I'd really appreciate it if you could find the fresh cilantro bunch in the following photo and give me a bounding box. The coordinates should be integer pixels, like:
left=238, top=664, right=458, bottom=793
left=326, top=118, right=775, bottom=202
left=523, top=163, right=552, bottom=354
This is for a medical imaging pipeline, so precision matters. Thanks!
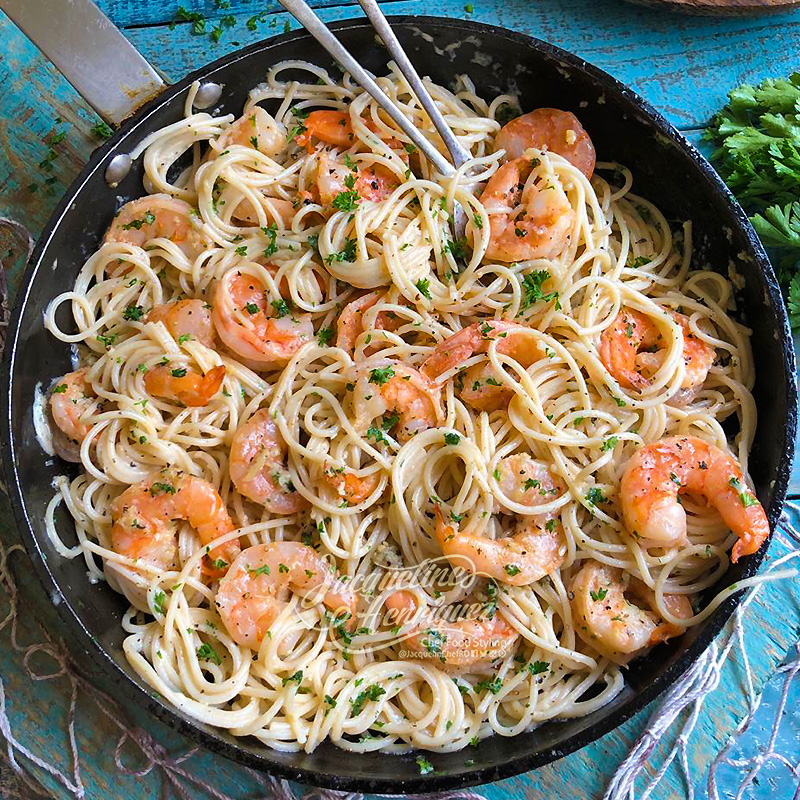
left=706, top=72, right=800, bottom=326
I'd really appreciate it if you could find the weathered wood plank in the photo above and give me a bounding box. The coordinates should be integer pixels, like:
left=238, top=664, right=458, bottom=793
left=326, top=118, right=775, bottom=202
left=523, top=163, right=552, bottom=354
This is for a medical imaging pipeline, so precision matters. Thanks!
left=0, top=11, right=101, bottom=292
left=107, top=0, right=800, bottom=130
left=99, top=0, right=385, bottom=29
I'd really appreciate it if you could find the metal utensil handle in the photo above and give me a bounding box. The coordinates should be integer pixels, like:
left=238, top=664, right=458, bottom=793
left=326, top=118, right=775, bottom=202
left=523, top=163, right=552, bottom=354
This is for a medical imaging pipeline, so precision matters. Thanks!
left=278, top=0, right=454, bottom=176
left=0, top=0, right=165, bottom=126
left=356, top=0, right=472, bottom=169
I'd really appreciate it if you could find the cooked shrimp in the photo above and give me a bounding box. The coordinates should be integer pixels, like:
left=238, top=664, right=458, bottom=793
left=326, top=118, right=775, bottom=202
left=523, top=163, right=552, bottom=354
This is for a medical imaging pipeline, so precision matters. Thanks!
left=322, top=465, right=381, bottom=506
left=495, top=453, right=564, bottom=511
left=111, top=470, right=239, bottom=583
left=104, top=194, right=208, bottom=259
left=336, top=291, right=382, bottom=352
left=144, top=364, right=226, bottom=407
left=231, top=196, right=295, bottom=229
left=480, top=155, right=574, bottom=263
left=146, top=299, right=214, bottom=348
left=296, top=110, right=354, bottom=150
left=600, top=309, right=715, bottom=395
left=435, top=454, right=565, bottom=585
left=495, top=108, right=596, bottom=178
left=421, top=320, right=539, bottom=411
left=212, top=269, right=313, bottom=369
left=218, top=107, right=284, bottom=156
left=620, top=435, right=769, bottom=562
left=352, top=362, right=442, bottom=443
left=571, top=562, right=693, bottom=665
left=385, top=590, right=518, bottom=672
left=335, top=291, right=401, bottom=353
left=317, top=152, right=400, bottom=206
left=49, top=368, right=96, bottom=444
left=229, top=408, right=308, bottom=514
left=216, top=542, right=357, bottom=648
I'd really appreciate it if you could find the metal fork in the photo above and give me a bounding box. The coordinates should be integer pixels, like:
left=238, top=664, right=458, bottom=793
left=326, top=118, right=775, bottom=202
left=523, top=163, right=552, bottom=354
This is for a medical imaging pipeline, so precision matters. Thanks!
left=355, top=0, right=471, bottom=239
left=277, top=0, right=470, bottom=241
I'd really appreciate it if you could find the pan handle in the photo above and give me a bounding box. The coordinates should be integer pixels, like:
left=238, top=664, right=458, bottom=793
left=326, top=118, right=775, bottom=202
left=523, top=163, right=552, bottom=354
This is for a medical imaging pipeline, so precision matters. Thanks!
left=0, top=0, right=165, bottom=126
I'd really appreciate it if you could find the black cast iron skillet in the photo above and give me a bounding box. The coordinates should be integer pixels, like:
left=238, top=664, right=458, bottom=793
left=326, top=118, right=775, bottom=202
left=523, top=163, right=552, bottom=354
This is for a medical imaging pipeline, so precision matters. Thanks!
left=1, top=15, right=796, bottom=794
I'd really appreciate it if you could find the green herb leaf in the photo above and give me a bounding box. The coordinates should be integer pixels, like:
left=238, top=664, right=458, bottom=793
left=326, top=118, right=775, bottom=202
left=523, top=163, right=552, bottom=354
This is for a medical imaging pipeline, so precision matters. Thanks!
left=475, top=676, right=503, bottom=695
left=350, top=684, right=386, bottom=715
left=519, top=270, right=559, bottom=312
left=707, top=73, right=800, bottom=326
left=367, top=426, right=390, bottom=445
left=585, top=487, right=608, bottom=506
left=325, top=237, right=357, bottom=265
left=415, top=277, right=432, bottom=299
left=196, top=643, right=222, bottom=665
left=91, top=121, right=114, bottom=139
left=332, top=189, right=360, bottom=212
left=149, top=481, right=176, bottom=496
left=271, top=298, right=291, bottom=318
left=282, top=670, right=303, bottom=686
left=369, top=366, right=395, bottom=386
left=729, top=476, right=760, bottom=508
left=416, top=756, right=434, bottom=775
left=601, top=436, right=619, bottom=452
left=443, top=237, right=469, bottom=261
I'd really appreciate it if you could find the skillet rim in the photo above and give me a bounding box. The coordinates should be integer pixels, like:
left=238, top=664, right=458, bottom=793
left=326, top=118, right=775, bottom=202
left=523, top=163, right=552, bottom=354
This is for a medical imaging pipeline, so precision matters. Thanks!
left=1, top=15, right=796, bottom=792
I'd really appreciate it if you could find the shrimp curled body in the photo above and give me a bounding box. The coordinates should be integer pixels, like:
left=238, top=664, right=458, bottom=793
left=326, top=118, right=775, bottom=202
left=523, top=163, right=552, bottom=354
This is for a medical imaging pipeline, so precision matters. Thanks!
left=229, top=408, right=308, bottom=514
left=480, top=155, right=574, bottom=263
left=620, top=435, right=769, bottom=562
left=600, top=309, right=715, bottom=397
left=105, top=194, right=209, bottom=260
left=216, top=543, right=357, bottom=648
left=144, top=365, right=226, bottom=407
left=109, top=471, right=239, bottom=609
left=422, top=320, right=539, bottom=411
left=50, top=368, right=96, bottom=445
left=146, top=299, right=215, bottom=348
left=571, top=562, right=693, bottom=665
left=436, top=455, right=565, bottom=586
left=352, top=361, right=443, bottom=443
left=495, top=108, right=596, bottom=178
left=213, top=270, right=313, bottom=369
left=385, top=590, right=518, bottom=673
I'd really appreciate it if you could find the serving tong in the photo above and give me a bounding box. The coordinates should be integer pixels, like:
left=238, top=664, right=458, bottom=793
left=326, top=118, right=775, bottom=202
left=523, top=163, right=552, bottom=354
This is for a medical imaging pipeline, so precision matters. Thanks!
left=278, top=0, right=472, bottom=240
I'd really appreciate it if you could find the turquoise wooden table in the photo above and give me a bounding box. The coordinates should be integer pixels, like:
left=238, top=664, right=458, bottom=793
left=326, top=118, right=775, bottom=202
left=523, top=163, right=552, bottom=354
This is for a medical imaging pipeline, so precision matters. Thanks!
left=1, top=1, right=800, bottom=798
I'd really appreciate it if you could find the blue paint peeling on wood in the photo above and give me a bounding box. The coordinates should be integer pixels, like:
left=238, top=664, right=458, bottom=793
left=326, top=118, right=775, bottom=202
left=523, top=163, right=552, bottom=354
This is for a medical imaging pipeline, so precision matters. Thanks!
left=1, top=2, right=799, bottom=798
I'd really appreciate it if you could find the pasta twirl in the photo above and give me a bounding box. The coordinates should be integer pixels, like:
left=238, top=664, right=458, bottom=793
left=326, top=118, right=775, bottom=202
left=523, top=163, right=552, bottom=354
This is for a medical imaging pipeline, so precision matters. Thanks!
left=41, top=61, right=761, bottom=755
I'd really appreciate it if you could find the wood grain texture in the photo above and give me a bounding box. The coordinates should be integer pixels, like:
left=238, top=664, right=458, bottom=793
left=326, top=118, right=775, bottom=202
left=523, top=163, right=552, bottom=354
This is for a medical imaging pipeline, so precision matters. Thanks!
left=624, top=0, right=800, bottom=16
left=0, top=3, right=799, bottom=798
left=104, top=0, right=800, bottom=130
left=106, top=0, right=371, bottom=28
